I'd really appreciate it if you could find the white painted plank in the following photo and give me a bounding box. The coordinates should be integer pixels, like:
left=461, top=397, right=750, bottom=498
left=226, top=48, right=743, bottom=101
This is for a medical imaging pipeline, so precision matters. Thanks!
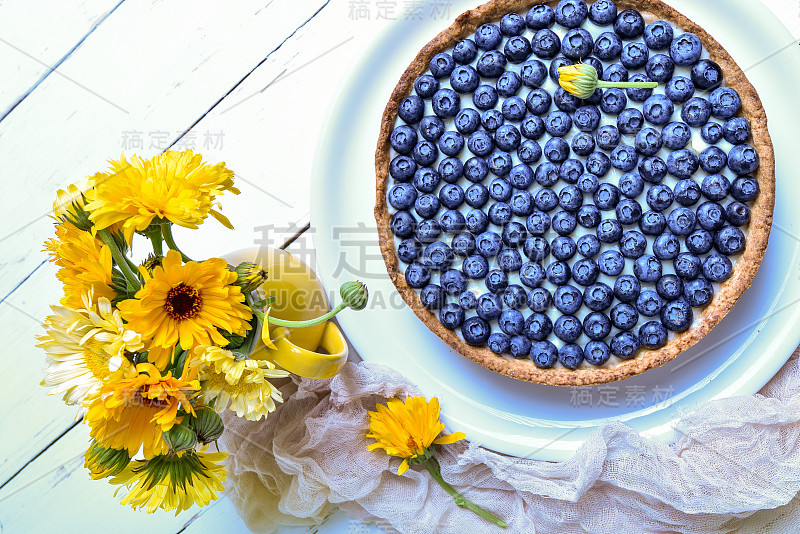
left=0, top=0, right=122, bottom=117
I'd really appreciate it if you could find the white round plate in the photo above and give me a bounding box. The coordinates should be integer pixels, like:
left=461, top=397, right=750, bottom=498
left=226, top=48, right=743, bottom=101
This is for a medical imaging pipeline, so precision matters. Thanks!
left=311, top=0, right=800, bottom=460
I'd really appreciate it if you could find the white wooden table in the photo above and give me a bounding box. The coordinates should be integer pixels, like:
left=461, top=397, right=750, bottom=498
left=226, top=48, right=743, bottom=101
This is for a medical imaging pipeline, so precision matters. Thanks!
left=0, top=1, right=797, bottom=532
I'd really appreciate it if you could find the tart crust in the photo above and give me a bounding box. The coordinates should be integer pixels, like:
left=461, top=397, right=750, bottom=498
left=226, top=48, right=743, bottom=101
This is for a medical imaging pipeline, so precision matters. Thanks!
left=374, top=0, right=775, bottom=386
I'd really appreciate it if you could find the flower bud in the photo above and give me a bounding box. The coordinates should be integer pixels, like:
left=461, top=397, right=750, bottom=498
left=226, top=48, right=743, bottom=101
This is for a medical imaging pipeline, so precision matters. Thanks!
left=558, top=63, right=599, bottom=99
left=191, top=407, right=224, bottom=444
left=53, top=183, right=92, bottom=231
left=164, top=422, right=198, bottom=453
left=234, top=262, right=268, bottom=293
left=84, top=440, right=131, bottom=479
left=340, top=281, right=368, bottom=311
left=141, top=253, right=164, bottom=274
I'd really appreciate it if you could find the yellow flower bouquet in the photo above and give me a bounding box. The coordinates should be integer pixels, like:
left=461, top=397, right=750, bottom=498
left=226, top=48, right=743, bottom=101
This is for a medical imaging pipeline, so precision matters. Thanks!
left=36, top=150, right=367, bottom=514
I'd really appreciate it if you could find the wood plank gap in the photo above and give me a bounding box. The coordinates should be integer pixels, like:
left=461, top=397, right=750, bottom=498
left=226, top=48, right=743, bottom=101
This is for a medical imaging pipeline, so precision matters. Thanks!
left=0, top=418, right=81, bottom=490
left=0, top=259, right=46, bottom=305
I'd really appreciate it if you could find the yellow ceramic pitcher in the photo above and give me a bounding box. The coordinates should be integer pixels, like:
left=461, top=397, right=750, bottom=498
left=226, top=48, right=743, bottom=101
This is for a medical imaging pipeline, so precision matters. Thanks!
left=225, top=247, right=348, bottom=379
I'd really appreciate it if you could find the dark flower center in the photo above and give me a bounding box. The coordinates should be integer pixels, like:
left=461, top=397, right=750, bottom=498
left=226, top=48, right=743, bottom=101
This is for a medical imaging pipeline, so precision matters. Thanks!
left=165, top=283, right=202, bottom=321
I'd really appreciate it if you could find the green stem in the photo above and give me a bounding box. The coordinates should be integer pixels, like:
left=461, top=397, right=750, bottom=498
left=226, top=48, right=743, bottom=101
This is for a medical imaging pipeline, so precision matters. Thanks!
left=266, top=302, right=347, bottom=328
left=146, top=227, right=164, bottom=255
left=423, top=457, right=507, bottom=528
left=161, top=223, right=192, bottom=262
left=596, top=80, right=658, bottom=89
left=98, top=229, right=141, bottom=291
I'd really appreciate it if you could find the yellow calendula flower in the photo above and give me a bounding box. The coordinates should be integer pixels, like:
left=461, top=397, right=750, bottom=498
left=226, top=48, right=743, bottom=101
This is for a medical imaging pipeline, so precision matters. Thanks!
left=117, top=250, right=252, bottom=369
left=44, top=221, right=115, bottom=309
left=194, top=345, right=288, bottom=421
left=84, top=150, right=239, bottom=244
left=52, top=177, right=94, bottom=231
left=366, top=396, right=465, bottom=475
left=110, top=450, right=228, bottom=514
left=84, top=362, right=199, bottom=458
left=36, top=290, right=141, bottom=405
left=84, top=440, right=131, bottom=480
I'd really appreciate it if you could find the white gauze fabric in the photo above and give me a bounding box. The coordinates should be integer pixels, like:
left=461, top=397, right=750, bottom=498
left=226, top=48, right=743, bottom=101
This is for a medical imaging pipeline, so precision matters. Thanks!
left=221, top=346, right=800, bottom=533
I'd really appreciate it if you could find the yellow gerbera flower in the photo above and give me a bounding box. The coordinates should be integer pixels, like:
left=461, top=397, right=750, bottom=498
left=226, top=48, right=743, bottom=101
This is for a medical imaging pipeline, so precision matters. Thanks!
left=44, top=221, right=115, bottom=309
left=366, top=396, right=465, bottom=475
left=84, top=362, right=199, bottom=458
left=111, top=450, right=228, bottom=514
left=36, top=290, right=141, bottom=405
left=117, top=250, right=252, bottom=368
left=84, top=150, right=239, bottom=244
left=194, top=346, right=288, bottom=421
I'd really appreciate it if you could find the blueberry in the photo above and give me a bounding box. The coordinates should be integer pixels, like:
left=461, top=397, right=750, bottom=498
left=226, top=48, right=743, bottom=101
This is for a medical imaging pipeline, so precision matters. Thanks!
left=455, top=108, right=481, bottom=134
left=390, top=125, right=417, bottom=154
left=714, top=225, right=746, bottom=255
left=621, top=42, right=649, bottom=70
left=583, top=312, right=611, bottom=341
left=414, top=75, right=439, bottom=98
left=451, top=232, right=476, bottom=257
left=398, top=95, right=424, bottom=124
left=525, top=210, right=552, bottom=236
left=488, top=332, right=510, bottom=354
left=439, top=210, right=466, bottom=234
left=390, top=211, right=417, bottom=238
left=667, top=149, right=700, bottom=179
left=462, top=317, right=491, bottom=345
left=413, top=167, right=440, bottom=193
left=559, top=344, right=585, bottom=369
left=610, top=144, right=639, bottom=172
left=554, top=285, right=583, bottom=315
left=710, top=87, right=741, bottom=119
left=551, top=236, right=578, bottom=261
left=475, top=23, right=503, bottom=50
left=572, top=133, right=596, bottom=157
left=698, top=147, right=727, bottom=175
left=417, top=117, right=444, bottom=143
left=577, top=172, right=600, bottom=194
left=518, top=140, right=543, bottom=164
left=552, top=210, right=578, bottom=235
left=500, top=98, right=526, bottom=123
left=388, top=183, right=417, bottom=211
left=573, top=105, right=601, bottom=132
left=584, top=283, right=614, bottom=311
left=653, top=232, right=681, bottom=260
left=674, top=179, right=701, bottom=207
left=415, top=219, right=442, bottom=244
left=453, top=39, right=479, bottom=64
left=619, top=230, right=647, bottom=258
left=414, top=196, right=440, bottom=223
left=577, top=234, right=602, bottom=258
left=501, top=35, right=531, bottom=64
left=405, top=263, right=430, bottom=288
left=496, top=71, right=522, bottom=98
left=577, top=204, right=601, bottom=228
left=544, top=111, right=573, bottom=138
left=438, top=269, right=467, bottom=296
left=660, top=298, right=693, bottom=331
left=481, top=109, right=504, bottom=130
left=432, top=88, right=461, bottom=118
left=527, top=287, right=552, bottom=312
left=603, top=63, right=629, bottom=83
left=524, top=236, right=550, bottom=262
left=504, top=284, right=527, bottom=309
left=681, top=97, right=712, bottom=127
left=554, top=315, right=583, bottom=343
left=440, top=303, right=465, bottom=329
left=619, top=172, right=645, bottom=199
left=558, top=160, right=584, bottom=185
left=500, top=12, right=526, bottom=36
left=703, top=175, right=732, bottom=203
left=596, top=125, right=621, bottom=151
left=614, top=276, right=641, bottom=304
left=475, top=231, right=502, bottom=260
left=420, top=284, right=445, bottom=310
left=467, top=132, right=494, bottom=158
left=497, top=249, right=523, bottom=272
left=664, top=76, right=695, bottom=104
left=553, top=86, right=581, bottom=112
left=683, top=277, right=714, bottom=307
left=600, top=88, right=628, bottom=114
left=557, top=185, right=582, bottom=212
left=544, top=138, right=571, bottom=163
left=477, top=292, right=503, bottom=321
left=728, top=144, right=760, bottom=175
left=725, top=201, right=751, bottom=226
left=485, top=269, right=509, bottom=293
left=526, top=4, right=556, bottom=29
left=589, top=0, right=617, bottom=25
left=667, top=207, right=697, bottom=235
left=646, top=184, right=674, bottom=212
left=599, top=249, right=625, bottom=275
left=492, top=126, right=520, bottom=153
left=635, top=127, right=663, bottom=156
left=501, top=221, right=527, bottom=248
left=691, top=59, right=723, bottom=91
left=546, top=260, right=572, bottom=285
left=643, top=94, right=674, bottom=126
left=488, top=202, right=512, bottom=226
left=633, top=254, right=662, bottom=283
left=644, top=20, right=674, bottom=50
left=614, top=9, right=644, bottom=38
left=450, top=65, right=480, bottom=93
left=616, top=198, right=643, bottom=225
left=520, top=261, right=546, bottom=288
left=584, top=340, right=612, bottom=366
left=465, top=184, right=488, bottom=209
left=571, top=258, right=599, bottom=286
left=530, top=340, right=559, bottom=368
left=531, top=29, right=561, bottom=59
left=701, top=122, right=724, bottom=144
left=636, top=289, right=663, bottom=317
left=670, top=33, right=703, bottom=66
left=561, top=28, right=593, bottom=59
left=696, top=201, right=727, bottom=232
left=596, top=219, right=623, bottom=243
left=639, top=321, right=668, bottom=349
left=674, top=252, right=702, bottom=280
left=721, top=117, right=751, bottom=146
left=488, top=151, right=513, bottom=176
left=703, top=253, right=733, bottom=283
left=611, top=331, right=640, bottom=359
left=525, top=312, right=553, bottom=341
left=459, top=291, right=478, bottom=310
left=626, top=73, right=655, bottom=103
left=389, top=155, right=416, bottom=182
left=594, top=183, right=620, bottom=210
left=521, top=60, right=549, bottom=88
left=524, top=90, right=551, bottom=118
left=506, top=166, right=533, bottom=191
left=731, top=176, right=760, bottom=202
left=509, top=335, right=533, bottom=358
left=685, top=228, right=713, bottom=254
left=645, top=54, right=675, bottom=83
left=429, top=53, right=455, bottom=78
left=618, top=108, right=644, bottom=135
left=462, top=254, right=489, bottom=279
left=555, top=0, right=588, bottom=28
left=656, top=274, right=684, bottom=301
left=397, top=238, right=422, bottom=265
left=594, top=31, right=623, bottom=61
left=413, top=140, right=438, bottom=166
